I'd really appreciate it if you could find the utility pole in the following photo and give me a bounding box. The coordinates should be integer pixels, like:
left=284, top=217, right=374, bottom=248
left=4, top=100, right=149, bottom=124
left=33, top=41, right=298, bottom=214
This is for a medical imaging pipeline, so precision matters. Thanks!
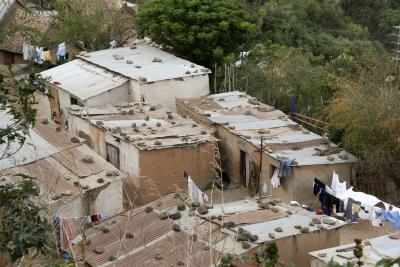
left=257, top=137, right=264, bottom=200
left=392, top=26, right=400, bottom=67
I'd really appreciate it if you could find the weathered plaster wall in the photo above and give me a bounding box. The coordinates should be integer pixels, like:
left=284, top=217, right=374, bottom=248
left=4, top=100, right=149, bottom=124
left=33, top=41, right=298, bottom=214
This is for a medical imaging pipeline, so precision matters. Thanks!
left=294, top=163, right=352, bottom=206
left=137, top=142, right=216, bottom=204
left=85, top=82, right=130, bottom=106
left=95, top=179, right=124, bottom=217
left=140, top=75, right=210, bottom=111
left=236, top=228, right=341, bottom=267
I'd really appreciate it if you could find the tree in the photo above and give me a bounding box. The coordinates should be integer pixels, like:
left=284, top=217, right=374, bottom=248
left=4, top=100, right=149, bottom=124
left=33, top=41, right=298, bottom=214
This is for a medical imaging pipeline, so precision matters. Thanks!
left=0, top=66, right=50, bottom=160
left=327, top=62, right=400, bottom=202
left=0, top=176, right=53, bottom=263
left=45, top=0, right=136, bottom=50
left=137, top=0, right=258, bottom=67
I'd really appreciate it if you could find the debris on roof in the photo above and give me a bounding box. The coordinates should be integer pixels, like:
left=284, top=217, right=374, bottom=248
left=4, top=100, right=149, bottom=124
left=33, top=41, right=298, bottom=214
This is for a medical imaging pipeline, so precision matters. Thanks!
left=309, top=234, right=400, bottom=266
left=74, top=44, right=211, bottom=83
left=0, top=111, right=123, bottom=205
left=68, top=103, right=217, bottom=150
left=71, top=193, right=347, bottom=266
left=177, top=91, right=357, bottom=166
left=40, top=59, right=129, bottom=101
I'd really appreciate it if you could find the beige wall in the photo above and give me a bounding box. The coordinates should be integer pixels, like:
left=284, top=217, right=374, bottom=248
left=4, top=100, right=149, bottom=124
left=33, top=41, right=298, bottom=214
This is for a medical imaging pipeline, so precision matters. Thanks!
left=294, top=163, right=352, bottom=206
left=138, top=143, right=217, bottom=204
left=177, top=101, right=354, bottom=204
left=68, top=111, right=217, bottom=205
left=236, top=228, right=341, bottom=267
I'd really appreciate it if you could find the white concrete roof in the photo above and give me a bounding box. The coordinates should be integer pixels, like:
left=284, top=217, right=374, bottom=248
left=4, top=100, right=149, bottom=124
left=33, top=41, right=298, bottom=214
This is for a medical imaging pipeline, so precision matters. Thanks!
left=77, top=45, right=211, bottom=83
left=270, top=145, right=358, bottom=166
left=178, top=91, right=358, bottom=166
left=309, top=235, right=400, bottom=266
left=41, top=59, right=128, bottom=101
left=0, top=112, right=59, bottom=170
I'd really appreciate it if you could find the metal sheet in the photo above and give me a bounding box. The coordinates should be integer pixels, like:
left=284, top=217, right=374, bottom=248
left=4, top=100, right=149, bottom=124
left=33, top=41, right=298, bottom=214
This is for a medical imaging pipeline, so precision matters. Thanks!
left=40, top=59, right=128, bottom=101
left=241, top=213, right=345, bottom=244
left=269, top=145, right=358, bottom=165
left=77, top=45, right=211, bottom=83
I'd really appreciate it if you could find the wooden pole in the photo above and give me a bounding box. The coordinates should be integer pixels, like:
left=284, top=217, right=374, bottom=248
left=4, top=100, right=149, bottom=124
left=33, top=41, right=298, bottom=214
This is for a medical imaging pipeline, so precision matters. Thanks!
left=258, top=137, right=264, bottom=199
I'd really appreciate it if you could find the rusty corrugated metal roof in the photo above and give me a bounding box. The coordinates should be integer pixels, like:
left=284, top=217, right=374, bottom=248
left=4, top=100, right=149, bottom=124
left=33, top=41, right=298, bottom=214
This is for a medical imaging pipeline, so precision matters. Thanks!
left=33, top=121, right=77, bottom=150
left=52, top=146, right=106, bottom=178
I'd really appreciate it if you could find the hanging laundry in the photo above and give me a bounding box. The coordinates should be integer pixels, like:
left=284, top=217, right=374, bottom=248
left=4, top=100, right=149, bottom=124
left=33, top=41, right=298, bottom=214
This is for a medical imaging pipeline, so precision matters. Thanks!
left=22, top=43, right=30, bottom=60
left=271, top=168, right=280, bottom=189
left=60, top=217, right=80, bottom=251
left=34, top=47, right=44, bottom=64
left=187, top=175, right=204, bottom=205
left=381, top=211, right=400, bottom=230
left=313, top=178, right=325, bottom=196
left=331, top=171, right=346, bottom=197
left=110, top=40, right=118, bottom=49
left=344, top=198, right=361, bottom=222
left=57, top=42, right=67, bottom=61
left=43, top=50, right=51, bottom=61
left=331, top=195, right=345, bottom=213
left=277, top=158, right=294, bottom=179
left=319, top=189, right=332, bottom=215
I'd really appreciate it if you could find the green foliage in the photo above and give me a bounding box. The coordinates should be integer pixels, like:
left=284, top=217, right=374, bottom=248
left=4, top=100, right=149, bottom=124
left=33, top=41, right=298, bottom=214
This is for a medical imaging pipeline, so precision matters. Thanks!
left=45, top=0, right=135, bottom=50
left=327, top=63, right=400, bottom=188
left=341, top=0, right=400, bottom=46
left=377, top=257, right=400, bottom=266
left=253, top=243, right=279, bottom=267
left=0, top=176, right=53, bottom=262
left=0, top=69, right=50, bottom=159
left=137, top=0, right=258, bottom=67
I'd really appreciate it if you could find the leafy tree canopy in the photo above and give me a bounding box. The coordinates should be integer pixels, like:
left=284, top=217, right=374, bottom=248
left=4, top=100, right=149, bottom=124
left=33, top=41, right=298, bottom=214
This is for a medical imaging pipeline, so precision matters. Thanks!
left=45, top=0, right=136, bottom=50
left=0, top=176, right=52, bottom=263
left=137, top=0, right=258, bottom=67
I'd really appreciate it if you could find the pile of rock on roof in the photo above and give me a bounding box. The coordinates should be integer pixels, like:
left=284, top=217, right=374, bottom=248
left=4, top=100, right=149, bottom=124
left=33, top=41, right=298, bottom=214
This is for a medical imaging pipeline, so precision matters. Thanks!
left=70, top=193, right=346, bottom=267
left=69, top=102, right=217, bottom=150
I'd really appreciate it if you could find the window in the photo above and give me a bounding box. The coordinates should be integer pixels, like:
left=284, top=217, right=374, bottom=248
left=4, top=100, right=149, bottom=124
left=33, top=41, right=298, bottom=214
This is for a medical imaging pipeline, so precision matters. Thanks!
left=70, top=96, right=78, bottom=105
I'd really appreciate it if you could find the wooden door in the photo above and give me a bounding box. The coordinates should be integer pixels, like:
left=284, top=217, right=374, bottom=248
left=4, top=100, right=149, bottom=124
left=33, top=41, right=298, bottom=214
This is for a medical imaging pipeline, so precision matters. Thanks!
left=4, top=52, right=14, bottom=65
left=106, top=143, right=120, bottom=169
left=49, top=87, right=61, bottom=123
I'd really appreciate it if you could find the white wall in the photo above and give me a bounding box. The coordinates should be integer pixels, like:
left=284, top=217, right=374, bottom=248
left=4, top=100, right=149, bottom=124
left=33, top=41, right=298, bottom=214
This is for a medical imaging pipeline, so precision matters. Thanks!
left=103, top=132, right=140, bottom=179
left=35, top=92, right=52, bottom=119
left=133, top=74, right=210, bottom=111
left=85, top=82, right=131, bottom=106
left=95, top=179, right=124, bottom=217
left=53, top=180, right=123, bottom=218
left=129, top=79, right=142, bottom=102
left=58, top=89, right=72, bottom=115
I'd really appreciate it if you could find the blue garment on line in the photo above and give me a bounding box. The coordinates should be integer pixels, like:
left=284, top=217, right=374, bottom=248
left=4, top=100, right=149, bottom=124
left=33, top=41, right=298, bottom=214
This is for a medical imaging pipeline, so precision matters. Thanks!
left=278, top=159, right=295, bottom=179
left=381, top=211, right=400, bottom=230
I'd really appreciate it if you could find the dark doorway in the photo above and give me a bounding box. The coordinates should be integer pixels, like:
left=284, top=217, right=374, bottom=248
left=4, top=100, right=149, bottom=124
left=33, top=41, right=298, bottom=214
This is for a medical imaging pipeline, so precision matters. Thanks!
left=106, top=143, right=120, bottom=169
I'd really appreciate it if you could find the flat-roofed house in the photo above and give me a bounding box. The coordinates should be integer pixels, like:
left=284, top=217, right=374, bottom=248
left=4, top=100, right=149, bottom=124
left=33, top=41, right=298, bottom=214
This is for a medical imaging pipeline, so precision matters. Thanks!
left=40, top=45, right=211, bottom=122
left=66, top=102, right=218, bottom=205
left=176, top=91, right=358, bottom=205
left=0, top=111, right=124, bottom=218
